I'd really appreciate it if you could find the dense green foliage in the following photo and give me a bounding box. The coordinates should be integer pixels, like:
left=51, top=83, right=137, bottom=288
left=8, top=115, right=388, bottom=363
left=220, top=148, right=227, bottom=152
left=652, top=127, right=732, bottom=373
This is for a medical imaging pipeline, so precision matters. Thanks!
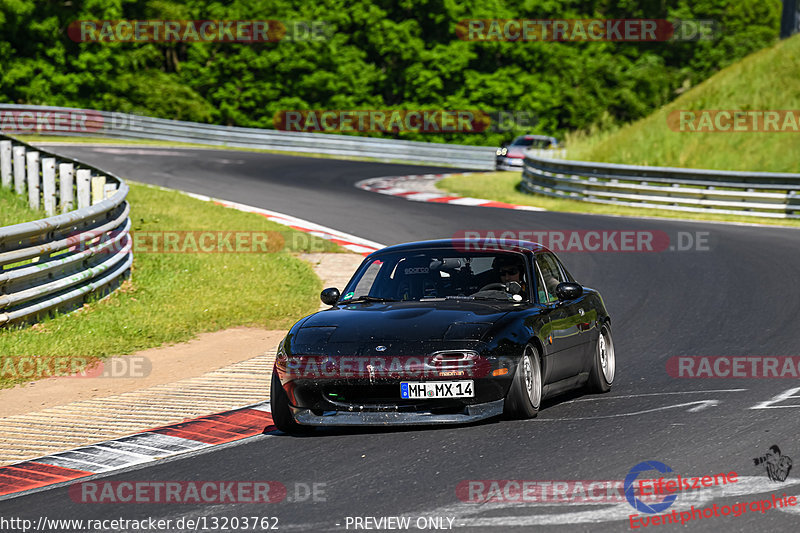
left=0, top=0, right=782, bottom=146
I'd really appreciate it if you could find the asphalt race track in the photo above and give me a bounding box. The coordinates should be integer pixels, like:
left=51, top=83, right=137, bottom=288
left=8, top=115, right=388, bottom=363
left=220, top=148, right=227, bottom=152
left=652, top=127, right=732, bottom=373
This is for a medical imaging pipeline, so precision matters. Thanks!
left=3, top=146, right=800, bottom=532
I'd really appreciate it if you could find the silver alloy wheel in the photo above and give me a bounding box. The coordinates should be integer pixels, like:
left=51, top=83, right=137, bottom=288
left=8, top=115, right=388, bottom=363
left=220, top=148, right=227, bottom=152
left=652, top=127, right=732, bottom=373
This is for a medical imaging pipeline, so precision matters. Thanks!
left=523, top=348, right=542, bottom=409
left=599, top=328, right=616, bottom=384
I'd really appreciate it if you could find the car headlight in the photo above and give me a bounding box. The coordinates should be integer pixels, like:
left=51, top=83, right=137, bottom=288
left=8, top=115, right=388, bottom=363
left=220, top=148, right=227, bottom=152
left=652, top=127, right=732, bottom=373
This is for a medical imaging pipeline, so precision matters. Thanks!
left=496, top=147, right=507, bottom=156
left=275, top=338, right=288, bottom=368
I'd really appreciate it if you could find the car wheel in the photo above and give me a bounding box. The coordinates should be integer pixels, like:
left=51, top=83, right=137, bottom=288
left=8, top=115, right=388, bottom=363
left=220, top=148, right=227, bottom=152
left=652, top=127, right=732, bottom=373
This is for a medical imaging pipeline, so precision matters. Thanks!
left=504, top=343, right=542, bottom=419
left=587, top=324, right=615, bottom=393
left=270, top=370, right=313, bottom=435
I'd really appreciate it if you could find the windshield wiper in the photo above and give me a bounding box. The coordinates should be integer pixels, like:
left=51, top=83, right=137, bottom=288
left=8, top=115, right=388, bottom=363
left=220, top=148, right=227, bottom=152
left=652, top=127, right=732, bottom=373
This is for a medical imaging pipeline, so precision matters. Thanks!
left=444, top=294, right=515, bottom=301
left=343, top=296, right=399, bottom=303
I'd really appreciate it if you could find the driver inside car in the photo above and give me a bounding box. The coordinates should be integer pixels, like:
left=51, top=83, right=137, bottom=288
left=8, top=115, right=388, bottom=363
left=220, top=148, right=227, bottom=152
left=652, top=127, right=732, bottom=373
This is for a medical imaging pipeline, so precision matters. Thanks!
left=492, top=256, right=528, bottom=300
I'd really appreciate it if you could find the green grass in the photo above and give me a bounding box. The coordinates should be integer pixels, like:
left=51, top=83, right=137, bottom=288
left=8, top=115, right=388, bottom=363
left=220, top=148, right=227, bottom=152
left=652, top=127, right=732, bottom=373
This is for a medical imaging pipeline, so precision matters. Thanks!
left=0, top=185, right=47, bottom=225
left=564, top=34, right=800, bottom=173
left=437, top=171, right=800, bottom=227
left=0, top=181, right=343, bottom=389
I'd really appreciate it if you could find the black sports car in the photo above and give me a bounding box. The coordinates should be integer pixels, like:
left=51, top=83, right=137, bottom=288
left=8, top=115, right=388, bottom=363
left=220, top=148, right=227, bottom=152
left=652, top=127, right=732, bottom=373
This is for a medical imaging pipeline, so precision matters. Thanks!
left=270, top=239, right=615, bottom=433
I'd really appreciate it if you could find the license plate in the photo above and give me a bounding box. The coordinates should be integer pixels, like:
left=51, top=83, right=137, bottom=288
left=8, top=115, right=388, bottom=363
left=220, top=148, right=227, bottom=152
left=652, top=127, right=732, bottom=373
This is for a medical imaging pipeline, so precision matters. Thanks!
left=400, top=381, right=474, bottom=399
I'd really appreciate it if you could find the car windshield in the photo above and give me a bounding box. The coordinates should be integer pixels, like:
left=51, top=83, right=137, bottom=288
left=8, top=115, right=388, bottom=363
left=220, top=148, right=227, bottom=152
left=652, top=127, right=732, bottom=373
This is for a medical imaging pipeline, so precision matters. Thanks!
left=510, top=137, right=554, bottom=148
left=340, top=249, right=529, bottom=302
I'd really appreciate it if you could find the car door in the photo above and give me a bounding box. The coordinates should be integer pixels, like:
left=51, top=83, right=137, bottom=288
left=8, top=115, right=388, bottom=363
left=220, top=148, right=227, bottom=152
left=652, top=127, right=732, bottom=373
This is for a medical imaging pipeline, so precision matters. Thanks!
left=553, top=254, right=597, bottom=372
left=535, top=253, right=587, bottom=382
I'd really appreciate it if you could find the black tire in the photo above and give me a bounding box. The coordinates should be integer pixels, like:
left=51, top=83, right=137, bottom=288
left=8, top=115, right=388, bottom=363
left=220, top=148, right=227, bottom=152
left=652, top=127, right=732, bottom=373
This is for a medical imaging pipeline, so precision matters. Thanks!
left=270, top=370, right=313, bottom=435
left=503, top=344, right=542, bottom=419
left=587, top=323, right=615, bottom=393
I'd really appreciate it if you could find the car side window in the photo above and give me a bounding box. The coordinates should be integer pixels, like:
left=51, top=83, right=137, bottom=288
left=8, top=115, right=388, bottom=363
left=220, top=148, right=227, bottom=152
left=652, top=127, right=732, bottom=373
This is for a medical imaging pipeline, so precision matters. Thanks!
left=535, top=253, right=566, bottom=303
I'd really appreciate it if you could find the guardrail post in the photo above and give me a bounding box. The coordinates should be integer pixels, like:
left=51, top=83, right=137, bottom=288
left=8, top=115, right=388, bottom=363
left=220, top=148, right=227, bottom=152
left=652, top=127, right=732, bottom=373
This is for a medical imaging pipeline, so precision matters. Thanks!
left=59, top=163, right=74, bottom=213
left=42, top=157, right=57, bottom=216
left=13, top=146, right=25, bottom=194
left=26, top=150, right=40, bottom=210
left=76, top=169, right=91, bottom=209
left=91, top=175, right=106, bottom=205
left=788, top=191, right=800, bottom=216
left=0, top=140, right=11, bottom=188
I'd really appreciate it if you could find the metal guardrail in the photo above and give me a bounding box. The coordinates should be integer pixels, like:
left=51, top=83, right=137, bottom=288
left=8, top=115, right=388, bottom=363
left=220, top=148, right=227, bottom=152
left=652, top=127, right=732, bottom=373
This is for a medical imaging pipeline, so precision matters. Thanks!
left=522, top=154, right=800, bottom=219
left=0, top=134, right=132, bottom=327
left=0, top=104, right=569, bottom=170
left=0, top=104, right=507, bottom=169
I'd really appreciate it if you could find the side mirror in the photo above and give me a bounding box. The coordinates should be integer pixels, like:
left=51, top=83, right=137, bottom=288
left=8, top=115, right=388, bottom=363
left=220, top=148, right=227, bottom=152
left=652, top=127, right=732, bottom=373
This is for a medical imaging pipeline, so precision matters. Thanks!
left=320, top=287, right=340, bottom=306
left=555, top=282, right=582, bottom=301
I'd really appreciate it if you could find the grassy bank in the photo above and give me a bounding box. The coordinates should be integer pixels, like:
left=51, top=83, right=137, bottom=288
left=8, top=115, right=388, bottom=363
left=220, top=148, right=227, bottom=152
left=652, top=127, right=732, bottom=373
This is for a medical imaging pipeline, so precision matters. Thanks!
left=565, top=34, right=800, bottom=173
left=0, top=181, right=342, bottom=389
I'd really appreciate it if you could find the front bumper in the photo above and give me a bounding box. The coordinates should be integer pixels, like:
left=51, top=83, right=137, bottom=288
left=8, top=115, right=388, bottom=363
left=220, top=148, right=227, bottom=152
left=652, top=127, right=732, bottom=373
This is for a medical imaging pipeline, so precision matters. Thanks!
left=496, top=157, right=524, bottom=170
left=275, top=350, right=516, bottom=427
left=291, top=399, right=504, bottom=426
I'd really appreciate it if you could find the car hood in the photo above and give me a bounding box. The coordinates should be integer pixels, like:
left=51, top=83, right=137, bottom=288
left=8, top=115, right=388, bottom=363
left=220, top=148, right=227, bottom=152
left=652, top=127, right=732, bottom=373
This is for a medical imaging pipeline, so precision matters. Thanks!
left=289, top=300, right=516, bottom=355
